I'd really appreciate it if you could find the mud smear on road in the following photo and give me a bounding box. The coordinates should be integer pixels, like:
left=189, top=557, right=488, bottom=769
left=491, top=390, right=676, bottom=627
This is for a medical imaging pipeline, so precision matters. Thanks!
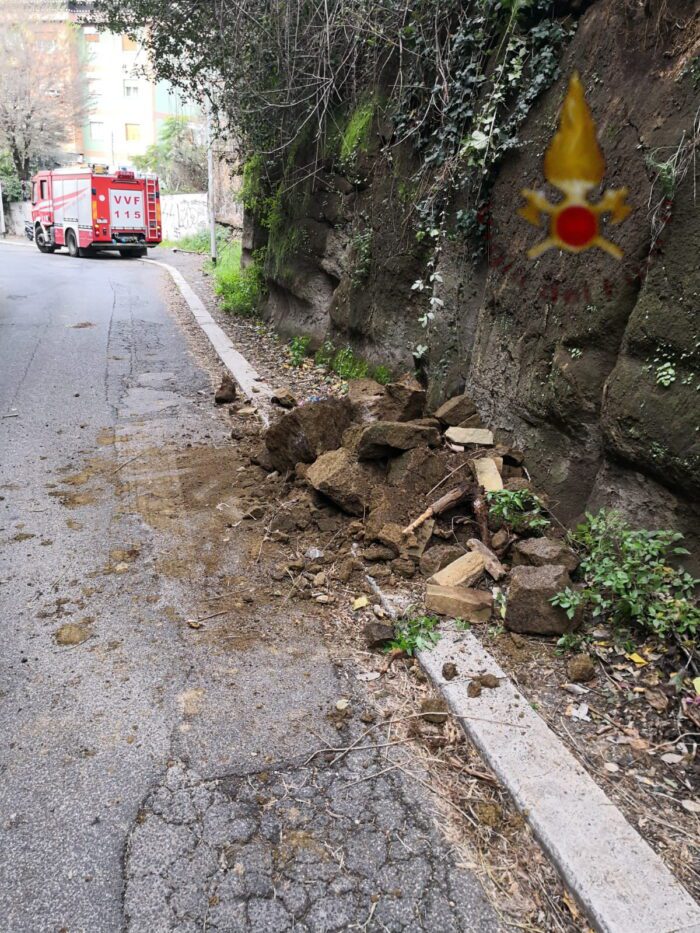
left=47, top=424, right=298, bottom=657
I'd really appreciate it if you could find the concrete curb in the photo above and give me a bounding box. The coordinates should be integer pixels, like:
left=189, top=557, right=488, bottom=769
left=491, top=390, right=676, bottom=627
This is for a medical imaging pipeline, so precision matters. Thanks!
left=143, top=258, right=274, bottom=427
left=0, top=238, right=31, bottom=247
left=419, top=628, right=700, bottom=933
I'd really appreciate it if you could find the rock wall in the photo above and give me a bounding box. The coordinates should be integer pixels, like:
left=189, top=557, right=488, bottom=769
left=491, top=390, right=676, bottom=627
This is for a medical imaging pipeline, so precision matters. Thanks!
left=246, top=0, right=700, bottom=548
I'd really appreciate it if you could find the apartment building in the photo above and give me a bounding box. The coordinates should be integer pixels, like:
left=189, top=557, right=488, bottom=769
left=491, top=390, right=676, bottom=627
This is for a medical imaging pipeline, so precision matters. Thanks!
left=4, top=0, right=200, bottom=171
left=79, top=24, right=201, bottom=170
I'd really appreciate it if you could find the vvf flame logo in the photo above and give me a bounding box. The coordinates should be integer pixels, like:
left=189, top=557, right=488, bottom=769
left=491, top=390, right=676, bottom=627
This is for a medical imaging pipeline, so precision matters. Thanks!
left=519, top=72, right=631, bottom=259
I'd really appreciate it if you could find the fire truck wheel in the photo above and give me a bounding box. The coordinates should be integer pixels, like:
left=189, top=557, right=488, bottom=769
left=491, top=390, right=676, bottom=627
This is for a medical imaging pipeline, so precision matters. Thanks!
left=35, top=227, right=55, bottom=254
left=66, top=231, right=79, bottom=258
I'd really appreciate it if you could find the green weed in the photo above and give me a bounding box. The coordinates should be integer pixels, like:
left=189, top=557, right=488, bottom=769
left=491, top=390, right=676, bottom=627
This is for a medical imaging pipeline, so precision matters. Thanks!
left=387, top=614, right=441, bottom=656
left=373, top=364, right=392, bottom=385
left=486, top=489, right=551, bottom=535
left=332, top=346, right=370, bottom=380
left=289, top=335, right=311, bottom=366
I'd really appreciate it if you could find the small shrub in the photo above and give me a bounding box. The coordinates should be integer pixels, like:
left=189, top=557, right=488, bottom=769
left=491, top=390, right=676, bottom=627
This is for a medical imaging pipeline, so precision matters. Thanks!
left=387, top=614, right=440, bottom=656
left=314, top=340, right=336, bottom=369
left=332, top=346, right=369, bottom=380
left=289, top=335, right=310, bottom=367
left=313, top=340, right=390, bottom=383
left=213, top=243, right=266, bottom=317
left=373, top=364, right=392, bottom=385
left=486, top=489, right=551, bottom=535
left=551, top=510, right=699, bottom=642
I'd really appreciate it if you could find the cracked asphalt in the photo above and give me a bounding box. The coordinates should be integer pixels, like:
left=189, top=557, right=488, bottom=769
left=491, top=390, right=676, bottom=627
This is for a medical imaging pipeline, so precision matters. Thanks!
left=0, top=243, right=500, bottom=932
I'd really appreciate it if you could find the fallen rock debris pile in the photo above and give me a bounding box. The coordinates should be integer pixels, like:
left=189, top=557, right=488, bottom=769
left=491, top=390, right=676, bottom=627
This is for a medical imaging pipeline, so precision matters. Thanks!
left=243, top=374, right=582, bottom=636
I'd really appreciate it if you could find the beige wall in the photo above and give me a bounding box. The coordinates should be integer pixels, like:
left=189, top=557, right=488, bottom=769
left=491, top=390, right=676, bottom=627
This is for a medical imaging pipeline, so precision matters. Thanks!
left=81, top=28, right=157, bottom=168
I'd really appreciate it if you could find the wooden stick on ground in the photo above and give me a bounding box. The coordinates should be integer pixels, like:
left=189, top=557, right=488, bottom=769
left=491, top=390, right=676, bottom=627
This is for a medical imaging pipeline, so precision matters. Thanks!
left=402, top=482, right=473, bottom=536
left=472, top=490, right=491, bottom=547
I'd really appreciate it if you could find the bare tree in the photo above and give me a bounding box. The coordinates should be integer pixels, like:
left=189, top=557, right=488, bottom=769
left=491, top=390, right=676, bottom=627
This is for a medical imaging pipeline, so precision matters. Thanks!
left=0, top=5, right=87, bottom=180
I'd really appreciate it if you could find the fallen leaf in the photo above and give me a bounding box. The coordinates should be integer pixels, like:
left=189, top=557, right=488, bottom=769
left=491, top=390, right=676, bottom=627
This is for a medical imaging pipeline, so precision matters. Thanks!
left=355, top=671, right=381, bottom=682
left=569, top=703, right=591, bottom=722
left=561, top=890, right=583, bottom=921
left=661, top=753, right=683, bottom=764
left=187, top=619, right=204, bottom=630
left=693, top=677, right=700, bottom=696
left=627, top=652, right=648, bottom=666
left=353, top=596, right=369, bottom=610
left=644, top=688, right=669, bottom=712
left=603, top=762, right=620, bottom=773
left=681, top=799, right=700, bottom=814
left=561, top=683, right=589, bottom=696
left=336, top=698, right=350, bottom=711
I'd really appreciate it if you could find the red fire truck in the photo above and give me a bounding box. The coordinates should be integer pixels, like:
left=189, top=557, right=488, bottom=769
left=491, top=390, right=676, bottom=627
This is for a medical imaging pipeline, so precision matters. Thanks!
left=27, top=165, right=162, bottom=258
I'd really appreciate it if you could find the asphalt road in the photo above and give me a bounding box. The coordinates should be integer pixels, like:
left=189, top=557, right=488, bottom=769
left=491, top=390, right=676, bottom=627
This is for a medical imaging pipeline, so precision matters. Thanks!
left=0, top=242, right=499, bottom=932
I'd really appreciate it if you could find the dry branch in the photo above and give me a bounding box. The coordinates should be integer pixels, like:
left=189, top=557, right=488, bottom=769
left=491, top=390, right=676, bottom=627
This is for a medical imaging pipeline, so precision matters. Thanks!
left=402, top=481, right=473, bottom=536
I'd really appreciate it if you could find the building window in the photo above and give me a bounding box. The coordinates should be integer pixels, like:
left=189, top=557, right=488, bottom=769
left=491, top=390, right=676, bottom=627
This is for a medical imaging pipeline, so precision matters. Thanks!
left=123, top=81, right=139, bottom=98
left=83, top=26, right=100, bottom=43
left=90, top=121, right=105, bottom=141
left=125, top=123, right=141, bottom=142
left=122, top=35, right=138, bottom=52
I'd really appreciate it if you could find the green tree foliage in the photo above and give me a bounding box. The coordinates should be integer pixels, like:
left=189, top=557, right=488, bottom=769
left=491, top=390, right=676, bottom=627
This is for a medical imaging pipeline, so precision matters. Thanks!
left=133, top=116, right=207, bottom=193
left=0, top=150, right=22, bottom=204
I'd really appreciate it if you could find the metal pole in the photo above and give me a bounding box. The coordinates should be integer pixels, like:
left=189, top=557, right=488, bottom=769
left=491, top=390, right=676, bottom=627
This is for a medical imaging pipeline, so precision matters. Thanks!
left=206, top=104, right=217, bottom=267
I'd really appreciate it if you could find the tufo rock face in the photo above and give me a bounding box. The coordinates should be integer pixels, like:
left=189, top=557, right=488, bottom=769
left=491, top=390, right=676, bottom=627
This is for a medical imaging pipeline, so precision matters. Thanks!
left=246, top=0, right=700, bottom=559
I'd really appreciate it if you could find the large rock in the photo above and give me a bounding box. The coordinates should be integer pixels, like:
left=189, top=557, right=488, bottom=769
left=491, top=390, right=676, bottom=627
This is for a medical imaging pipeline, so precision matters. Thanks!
left=364, top=621, right=395, bottom=648
left=425, top=585, right=493, bottom=622
left=472, top=457, right=503, bottom=492
left=512, top=537, right=579, bottom=573
left=419, top=544, right=466, bottom=578
left=506, top=565, right=580, bottom=636
left=433, top=394, right=477, bottom=426
left=429, top=552, right=485, bottom=587
left=305, top=448, right=380, bottom=515
left=347, top=374, right=425, bottom=423
left=356, top=421, right=441, bottom=460
left=347, top=379, right=387, bottom=422
left=445, top=427, right=494, bottom=447
left=265, top=397, right=355, bottom=472
left=386, top=446, right=446, bottom=492
left=383, top=375, right=426, bottom=422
